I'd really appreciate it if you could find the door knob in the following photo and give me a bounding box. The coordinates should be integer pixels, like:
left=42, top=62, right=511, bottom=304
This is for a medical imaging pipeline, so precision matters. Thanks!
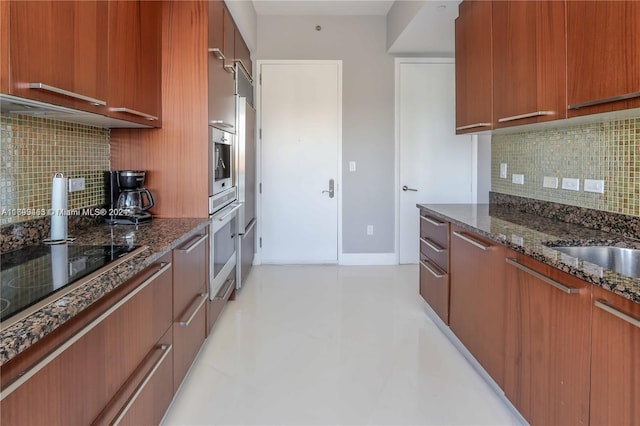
left=322, top=179, right=335, bottom=198
left=402, top=185, right=418, bottom=192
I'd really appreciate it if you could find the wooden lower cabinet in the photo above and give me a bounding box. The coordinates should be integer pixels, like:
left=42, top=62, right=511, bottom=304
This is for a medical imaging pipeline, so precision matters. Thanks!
left=0, top=255, right=173, bottom=425
left=419, top=257, right=449, bottom=324
left=172, top=231, right=209, bottom=392
left=449, top=226, right=506, bottom=388
left=590, top=286, right=640, bottom=426
left=207, top=269, right=236, bottom=335
left=504, top=253, right=591, bottom=426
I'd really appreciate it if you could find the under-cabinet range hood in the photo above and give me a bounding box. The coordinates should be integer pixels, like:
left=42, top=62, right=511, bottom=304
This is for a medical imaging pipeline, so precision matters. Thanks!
left=0, top=94, right=153, bottom=128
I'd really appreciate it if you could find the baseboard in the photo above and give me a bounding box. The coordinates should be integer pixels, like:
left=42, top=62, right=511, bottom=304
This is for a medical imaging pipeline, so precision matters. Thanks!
left=340, top=253, right=397, bottom=266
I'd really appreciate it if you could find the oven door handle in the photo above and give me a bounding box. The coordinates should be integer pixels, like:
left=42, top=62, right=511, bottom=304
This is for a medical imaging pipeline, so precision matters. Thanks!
left=213, top=204, right=241, bottom=222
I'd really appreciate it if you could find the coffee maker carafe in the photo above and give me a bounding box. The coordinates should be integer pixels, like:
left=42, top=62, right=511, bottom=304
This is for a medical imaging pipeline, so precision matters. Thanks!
left=104, top=170, right=154, bottom=225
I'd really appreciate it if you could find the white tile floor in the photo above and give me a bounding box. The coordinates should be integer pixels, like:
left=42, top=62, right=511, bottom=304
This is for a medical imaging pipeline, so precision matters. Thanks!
left=162, top=265, right=524, bottom=425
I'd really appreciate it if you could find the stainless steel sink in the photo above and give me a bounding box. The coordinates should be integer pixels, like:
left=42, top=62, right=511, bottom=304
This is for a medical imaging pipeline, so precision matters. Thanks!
left=553, top=246, right=640, bottom=279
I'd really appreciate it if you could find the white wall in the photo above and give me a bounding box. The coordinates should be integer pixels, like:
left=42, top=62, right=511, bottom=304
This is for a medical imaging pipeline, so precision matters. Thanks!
left=477, top=134, right=491, bottom=203
left=225, top=0, right=258, bottom=52
left=386, top=1, right=426, bottom=51
left=256, top=15, right=395, bottom=253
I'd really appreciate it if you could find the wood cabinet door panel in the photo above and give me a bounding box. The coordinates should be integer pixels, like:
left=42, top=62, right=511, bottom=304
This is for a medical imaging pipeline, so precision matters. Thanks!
left=173, top=233, right=208, bottom=320
left=208, top=0, right=224, bottom=50
left=235, top=27, right=252, bottom=77
left=590, top=287, right=640, bottom=426
left=0, top=259, right=173, bottom=425
left=492, top=0, right=566, bottom=127
left=504, top=254, right=591, bottom=426
left=222, top=6, right=235, bottom=69
left=107, top=0, right=162, bottom=126
left=567, top=1, right=640, bottom=116
left=208, top=51, right=236, bottom=131
left=419, top=212, right=449, bottom=251
left=450, top=227, right=505, bottom=387
left=9, top=0, right=108, bottom=113
left=173, top=302, right=207, bottom=392
left=455, top=0, right=493, bottom=134
left=419, top=258, right=449, bottom=324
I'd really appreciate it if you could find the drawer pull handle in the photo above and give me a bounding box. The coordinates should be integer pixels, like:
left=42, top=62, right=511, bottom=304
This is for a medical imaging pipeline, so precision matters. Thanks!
left=176, top=294, right=208, bottom=327
left=214, top=279, right=235, bottom=301
left=109, top=107, right=158, bottom=121
left=455, top=122, right=492, bottom=131
left=208, top=47, right=226, bottom=60
left=595, top=300, right=640, bottom=329
left=209, top=120, right=235, bottom=130
left=497, top=111, right=555, bottom=123
left=25, top=82, right=106, bottom=106
left=453, top=231, right=492, bottom=251
left=111, top=344, right=173, bottom=425
left=176, top=234, right=207, bottom=254
left=0, top=261, right=172, bottom=401
left=420, top=215, right=446, bottom=227
left=420, top=259, right=445, bottom=278
left=506, top=258, right=580, bottom=294
left=568, top=91, right=640, bottom=110
left=420, top=237, right=446, bottom=253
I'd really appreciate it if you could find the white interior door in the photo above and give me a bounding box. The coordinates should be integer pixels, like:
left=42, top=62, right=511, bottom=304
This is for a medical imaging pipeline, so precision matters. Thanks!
left=259, top=61, right=341, bottom=264
left=397, top=59, right=474, bottom=264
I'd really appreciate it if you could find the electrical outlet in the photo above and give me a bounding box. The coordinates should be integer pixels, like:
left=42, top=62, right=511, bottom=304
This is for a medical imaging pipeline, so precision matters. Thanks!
left=543, top=176, right=558, bottom=189
left=349, top=161, right=356, bottom=172
left=68, top=178, right=85, bottom=192
left=500, top=163, right=507, bottom=179
left=562, top=177, right=580, bottom=191
left=367, top=225, right=374, bottom=235
left=512, top=174, right=524, bottom=185
left=584, top=179, right=604, bottom=194
left=511, top=234, right=524, bottom=246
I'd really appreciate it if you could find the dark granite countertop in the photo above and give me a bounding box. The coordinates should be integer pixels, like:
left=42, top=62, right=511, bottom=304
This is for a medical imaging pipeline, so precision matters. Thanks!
left=0, top=218, right=209, bottom=365
left=417, top=204, right=640, bottom=304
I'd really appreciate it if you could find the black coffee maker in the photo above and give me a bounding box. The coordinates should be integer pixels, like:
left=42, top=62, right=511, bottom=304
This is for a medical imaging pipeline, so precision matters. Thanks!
left=104, top=170, right=154, bottom=225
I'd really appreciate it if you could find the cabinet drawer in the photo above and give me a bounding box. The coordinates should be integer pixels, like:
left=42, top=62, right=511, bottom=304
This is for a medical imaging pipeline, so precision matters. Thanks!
left=94, top=328, right=173, bottom=426
left=419, top=236, right=448, bottom=272
left=173, top=295, right=207, bottom=393
left=173, top=232, right=208, bottom=320
left=419, top=257, right=449, bottom=324
left=419, top=211, right=449, bottom=250
left=207, top=269, right=236, bottom=335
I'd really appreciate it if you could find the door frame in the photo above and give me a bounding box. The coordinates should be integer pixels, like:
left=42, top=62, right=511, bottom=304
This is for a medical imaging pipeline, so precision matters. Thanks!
left=394, top=57, right=479, bottom=264
left=254, top=59, right=343, bottom=265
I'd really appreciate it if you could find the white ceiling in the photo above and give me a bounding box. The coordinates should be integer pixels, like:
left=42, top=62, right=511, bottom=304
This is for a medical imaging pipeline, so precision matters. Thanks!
left=252, top=0, right=395, bottom=16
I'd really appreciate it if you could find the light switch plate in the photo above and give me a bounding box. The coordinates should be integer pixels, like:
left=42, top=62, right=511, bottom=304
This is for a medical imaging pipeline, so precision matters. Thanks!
left=500, top=163, right=508, bottom=179
left=349, top=161, right=356, bottom=172
left=584, top=179, right=604, bottom=193
left=562, top=177, right=580, bottom=191
left=512, top=174, right=524, bottom=185
left=543, top=176, right=558, bottom=189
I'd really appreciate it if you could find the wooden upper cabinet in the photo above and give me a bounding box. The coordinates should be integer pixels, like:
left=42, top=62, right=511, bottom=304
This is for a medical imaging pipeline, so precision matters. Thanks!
left=8, top=0, right=108, bottom=113
left=208, top=0, right=223, bottom=51
left=222, top=6, right=235, bottom=70
left=492, top=1, right=566, bottom=128
left=567, top=1, right=640, bottom=116
left=107, top=0, right=162, bottom=127
left=234, top=27, right=252, bottom=78
left=0, top=0, right=8, bottom=93
left=455, top=0, right=493, bottom=134
left=590, top=286, right=640, bottom=426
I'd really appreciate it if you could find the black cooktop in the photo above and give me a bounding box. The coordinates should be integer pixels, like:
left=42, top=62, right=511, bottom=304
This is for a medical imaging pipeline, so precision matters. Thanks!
left=1, top=244, right=139, bottom=323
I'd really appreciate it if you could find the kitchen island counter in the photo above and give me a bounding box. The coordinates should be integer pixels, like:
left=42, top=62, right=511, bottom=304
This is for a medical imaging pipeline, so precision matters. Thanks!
left=417, top=203, right=640, bottom=304
left=0, top=218, right=209, bottom=365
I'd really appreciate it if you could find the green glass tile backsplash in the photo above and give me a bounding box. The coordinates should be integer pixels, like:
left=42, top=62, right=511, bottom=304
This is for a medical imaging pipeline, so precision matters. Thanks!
left=0, top=115, right=110, bottom=225
left=492, top=117, right=640, bottom=217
